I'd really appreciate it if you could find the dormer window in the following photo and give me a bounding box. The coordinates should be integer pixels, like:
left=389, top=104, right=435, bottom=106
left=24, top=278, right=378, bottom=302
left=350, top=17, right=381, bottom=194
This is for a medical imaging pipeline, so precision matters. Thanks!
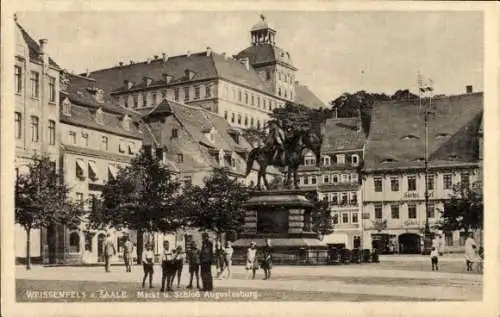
left=122, top=115, right=130, bottom=131
left=321, top=155, right=331, bottom=167
left=381, top=158, right=397, bottom=163
left=401, top=134, right=420, bottom=140
left=95, top=89, right=104, bottom=103
left=436, top=133, right=450, bottom=139
left=336, top=154, right=345, bottom=165
left=172, top=128, right=178, bottom=138
left=351, top=154, right=359, bottom=166
left=95, top=108, right=104, bottom=125
left=62, top=97, right=71, bottom=116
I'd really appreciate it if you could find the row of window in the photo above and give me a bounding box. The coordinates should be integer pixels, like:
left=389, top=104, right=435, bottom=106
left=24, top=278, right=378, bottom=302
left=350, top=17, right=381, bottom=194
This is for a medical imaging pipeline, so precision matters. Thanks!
left=304, top=154, right=360, bottom=167
left=373, top=203, right=436, bottom=219
left=14, top=112, right=56, bottom=145
left=323, top=191, right=358, bottom=206
left=223, top=111, right=267, bottom=129
left=373, top=173, right=470, bottom=192
left=66, top=130, right=136, bottom=156
left=75, top=159, right=119, bottom=182
left=332, top=211, right=359, bottom=225
left=222, top=84, right=282, bottom=112
left=15, top=66, right=56, bottom=102
left=174, top=84, right=213, bottom=102
left=300, top=173, right=359, bottom=186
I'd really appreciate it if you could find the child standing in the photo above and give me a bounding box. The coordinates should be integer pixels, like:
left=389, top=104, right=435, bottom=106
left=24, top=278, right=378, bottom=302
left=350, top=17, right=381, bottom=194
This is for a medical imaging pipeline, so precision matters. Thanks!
left=430, top=247, right=439, bottom=271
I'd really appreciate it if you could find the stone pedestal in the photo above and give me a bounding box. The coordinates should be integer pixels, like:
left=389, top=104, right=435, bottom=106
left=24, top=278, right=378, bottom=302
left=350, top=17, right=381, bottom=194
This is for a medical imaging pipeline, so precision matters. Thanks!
left=233, top=190, right=328, bottom=265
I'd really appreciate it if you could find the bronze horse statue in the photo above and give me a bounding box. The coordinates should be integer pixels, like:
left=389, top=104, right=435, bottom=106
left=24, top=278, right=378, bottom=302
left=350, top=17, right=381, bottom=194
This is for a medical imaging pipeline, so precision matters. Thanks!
left=245, top=129, right=322, bottom=190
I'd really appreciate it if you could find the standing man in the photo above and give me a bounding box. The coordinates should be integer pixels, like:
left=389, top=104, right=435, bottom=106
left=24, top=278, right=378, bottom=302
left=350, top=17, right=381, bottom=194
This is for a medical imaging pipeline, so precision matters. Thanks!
left=141, top=244, right=154, bottom=288
left=186, top=241, right=201, bottom=289
left=199, top=233, right=214, bottom=291
left=123, top=235, right=133, bottom=273
left=160, top=241, right=176, bottom=292
left=103, top=233, right=116, bottom=273
left=261, top=239, right=273, bottom=280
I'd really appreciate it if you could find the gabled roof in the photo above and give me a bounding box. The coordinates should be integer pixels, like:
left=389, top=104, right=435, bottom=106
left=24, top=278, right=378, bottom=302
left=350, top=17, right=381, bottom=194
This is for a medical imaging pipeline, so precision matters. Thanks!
left=322, top=117, right=365, bottom=153
left=295, top=83, right=326, bottom=109
left=364, top=92, right=483, bottom=171
left=88, top=51, right=274, bottom=97
left=235, top=43, right=296, bottom=70
left=15, top=22, right=59, bottom=68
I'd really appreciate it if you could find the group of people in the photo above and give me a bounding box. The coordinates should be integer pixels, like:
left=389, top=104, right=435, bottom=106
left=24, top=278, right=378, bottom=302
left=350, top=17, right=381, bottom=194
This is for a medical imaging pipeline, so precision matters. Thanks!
left=141, top=232, right=216, bottom=292
left=214, top=240, right=234, bottom=279
left=429, top=233, right=483, bottom=273
left=245, top=239, right=273, bottom=280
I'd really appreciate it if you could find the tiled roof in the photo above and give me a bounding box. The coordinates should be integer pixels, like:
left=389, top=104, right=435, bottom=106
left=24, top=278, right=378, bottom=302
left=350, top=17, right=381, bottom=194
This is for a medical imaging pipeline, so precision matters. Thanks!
left=364, top=92, right=483, bottom=171
left=61, top=75, right=143, bottom=140
left=235, top=44, right=296, bottom=70
left=321, top=117, right=365, bottom=153
left=88, top=51, right=274, bottom=97
left=15, top=22, right=59, bottom=68
left=294, top=84, right=326, bottom=109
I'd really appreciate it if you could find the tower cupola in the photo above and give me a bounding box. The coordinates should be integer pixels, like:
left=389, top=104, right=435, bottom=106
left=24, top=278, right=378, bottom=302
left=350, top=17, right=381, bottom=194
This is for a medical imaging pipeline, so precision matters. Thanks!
left=250, top=14, right=276, bottom=46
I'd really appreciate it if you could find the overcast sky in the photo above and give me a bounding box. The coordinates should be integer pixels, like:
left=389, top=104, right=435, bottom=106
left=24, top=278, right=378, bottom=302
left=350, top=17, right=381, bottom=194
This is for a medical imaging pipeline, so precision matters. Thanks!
left=17, top=11, right=483, bottom=103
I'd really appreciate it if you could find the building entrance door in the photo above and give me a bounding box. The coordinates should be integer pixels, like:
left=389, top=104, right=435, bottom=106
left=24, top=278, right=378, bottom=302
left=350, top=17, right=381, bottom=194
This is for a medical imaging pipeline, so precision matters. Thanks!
left=398, top=233, right=421, bottom=254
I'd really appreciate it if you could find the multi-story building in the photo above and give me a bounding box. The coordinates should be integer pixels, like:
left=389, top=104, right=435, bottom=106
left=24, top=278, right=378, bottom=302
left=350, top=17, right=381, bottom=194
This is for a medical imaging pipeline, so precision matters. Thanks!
left=297, top=117, right=366, bottom=249
left=14, top=20, right=62, bottom=263
left=87, top=15, right=324, bottom=130
left=57, top=73, right=147, bottom=264
left=362, top=90, right=483, bottom=253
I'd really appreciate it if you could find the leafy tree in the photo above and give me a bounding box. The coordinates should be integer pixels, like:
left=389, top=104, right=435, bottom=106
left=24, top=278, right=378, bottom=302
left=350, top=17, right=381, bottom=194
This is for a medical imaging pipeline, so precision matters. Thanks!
left=270, top=102, right=333, bottom=135
left=181, top=168, right=251, bottom=241
left=87, top=149, right=182, bottom=263
left=391, top=89, right=419, bottom=102
left=330, top=91, right=378, bottom=136
left=436, top=181, right=483, bottom=234
left=15, top=154, right=83, bottom=269
left=311, top=197, right=334, bottom=237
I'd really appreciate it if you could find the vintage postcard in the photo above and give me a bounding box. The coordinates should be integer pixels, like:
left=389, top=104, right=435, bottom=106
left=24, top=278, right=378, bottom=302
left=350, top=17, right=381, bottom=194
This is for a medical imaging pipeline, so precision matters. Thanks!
left=1, top=1, right=499, bottom=317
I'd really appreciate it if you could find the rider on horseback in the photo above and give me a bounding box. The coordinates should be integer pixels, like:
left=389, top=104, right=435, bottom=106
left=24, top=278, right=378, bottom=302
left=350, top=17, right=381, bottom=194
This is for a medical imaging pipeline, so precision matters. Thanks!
left=269, top=119, right=286, bottom=163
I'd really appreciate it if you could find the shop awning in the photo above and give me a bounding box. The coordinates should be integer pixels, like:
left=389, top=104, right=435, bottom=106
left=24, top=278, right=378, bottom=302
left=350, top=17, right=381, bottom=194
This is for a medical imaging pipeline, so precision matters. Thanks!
left=88, top=161, right=99, bottom=179
left=108, top=164, right=117, bottom=179
left=76, top=159, right=86, bottom=174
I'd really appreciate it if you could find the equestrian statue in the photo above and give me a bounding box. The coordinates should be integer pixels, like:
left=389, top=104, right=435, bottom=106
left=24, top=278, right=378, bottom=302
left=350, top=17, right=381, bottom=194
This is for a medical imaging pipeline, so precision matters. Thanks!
left=245, top=119, right=323, bottom=190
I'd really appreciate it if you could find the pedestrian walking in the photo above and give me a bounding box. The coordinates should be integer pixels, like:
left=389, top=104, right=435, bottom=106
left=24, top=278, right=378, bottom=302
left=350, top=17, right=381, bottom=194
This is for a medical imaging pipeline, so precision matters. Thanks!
left=186, top=241, right=201, bottom=289
left=261, top=239, right=272, bottom=280
left=103, top=233, right=116, bottom=272
left=160, top=241, right=177, bottom=292
left=430, top=247, right=439, bottom=271
left=174, top=245, right=185, bottom=288
left=246, top=241, right=258, bottom=280
left=200, top=233, right=214, bottom=291
left=215, top=240, right=225, bottom=278
left=464, top=233, right=477, bottom=272
left=123, top=236, right=133, bottom=272
left=141, top=244, right=154, bottom=288
left=220, top=241, right=234, bottom=279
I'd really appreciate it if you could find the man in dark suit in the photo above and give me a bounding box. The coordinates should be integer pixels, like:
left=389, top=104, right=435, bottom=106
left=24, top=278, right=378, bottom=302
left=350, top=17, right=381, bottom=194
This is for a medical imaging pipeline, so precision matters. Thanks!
left=103, top=233, right=116, bottom=272
left=199, top=233, right=213, bottom=291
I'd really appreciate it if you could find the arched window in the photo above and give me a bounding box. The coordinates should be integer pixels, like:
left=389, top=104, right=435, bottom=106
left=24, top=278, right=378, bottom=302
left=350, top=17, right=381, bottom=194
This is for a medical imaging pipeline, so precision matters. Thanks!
left=321, top=155, right=331, bottom=166
left=278, top=88, right=282, bottom=96
left=231, top=113, right=235, bottom=123
left=237, top=114, right=242, bottom=125
left=244, top=115, right=248, bottom=127
left=250, top=117, right=254, bottom=127
left=69, top=232, right=80, bottom=253
left=351, top=154, right=359, bottom=166
left=257, top=120, right=261, bottom=130
left=245, top=92, right=249, bottom=104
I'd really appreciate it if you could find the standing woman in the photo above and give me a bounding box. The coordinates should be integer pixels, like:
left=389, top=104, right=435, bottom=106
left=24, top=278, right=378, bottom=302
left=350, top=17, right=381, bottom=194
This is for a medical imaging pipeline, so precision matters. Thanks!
left=261, top=239, right=273, bottom=280
left=464, top=233, right=477, bottom=272
left=141, top=244, right=154, bottom=288
left=221, top=241, right=234, bottom=279
left=246, top=242, right=258, bottom=280
left=174, top=245, right=185, bottom=288
left=215, top=240, right=225, bottom=278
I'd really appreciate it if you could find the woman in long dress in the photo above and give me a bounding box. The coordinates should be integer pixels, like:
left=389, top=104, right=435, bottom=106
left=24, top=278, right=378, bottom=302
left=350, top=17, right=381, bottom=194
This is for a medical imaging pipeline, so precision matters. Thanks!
left=464, top=233, right=478, bottom=272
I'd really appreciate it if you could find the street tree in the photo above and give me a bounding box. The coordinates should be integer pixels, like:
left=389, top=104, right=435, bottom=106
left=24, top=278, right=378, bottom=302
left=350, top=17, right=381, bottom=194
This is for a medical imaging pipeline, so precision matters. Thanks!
left=311, top=197, right=335, bottom=238
left=270, top=102, right=333, bottom=134
left=436, top=181, right=483, bottom=236
left=87, top=149, right=182, bottom=263
left=181, top=168, right=252, bottom=241
left=15, top=154, right=83, bottom=269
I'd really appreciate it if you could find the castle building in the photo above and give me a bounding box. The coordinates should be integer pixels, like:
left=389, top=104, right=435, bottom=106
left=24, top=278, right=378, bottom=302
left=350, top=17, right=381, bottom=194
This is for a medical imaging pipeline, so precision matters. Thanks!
left=87, top=15, right=325, bottom=131
left=362, top=91, right=483, bottom=253
left=297, top=117, right=366, bottom=249
left=14, top=20, right=62, bottom=263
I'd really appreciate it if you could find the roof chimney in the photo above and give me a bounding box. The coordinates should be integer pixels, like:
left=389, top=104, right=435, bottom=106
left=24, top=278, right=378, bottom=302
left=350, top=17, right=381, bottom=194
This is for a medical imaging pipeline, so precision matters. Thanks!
left=206, top=47, right=212, bottom=56
left=240, top=57, right=250, bottom=70
left=187, top=50, right=191, bottom=57
left=154, top=55, right=159, bottom=60
left=466, top=85, right=473, bottom=94
left=85, top=69, right=90, bottom=77
left=118, top=61, right=124, bottom=66
left=130, top=60, right=135, bottom=65
left=38, top=39, right=48, bottom=55
left=146, top=58, right=151, bottom=64
left=162, top=53, right=168, bottom=62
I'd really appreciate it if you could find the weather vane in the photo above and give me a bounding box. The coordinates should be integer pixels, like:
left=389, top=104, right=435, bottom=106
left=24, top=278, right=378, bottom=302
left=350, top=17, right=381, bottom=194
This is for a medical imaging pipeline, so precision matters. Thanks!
left=260, top=14, right=266, bottom=21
